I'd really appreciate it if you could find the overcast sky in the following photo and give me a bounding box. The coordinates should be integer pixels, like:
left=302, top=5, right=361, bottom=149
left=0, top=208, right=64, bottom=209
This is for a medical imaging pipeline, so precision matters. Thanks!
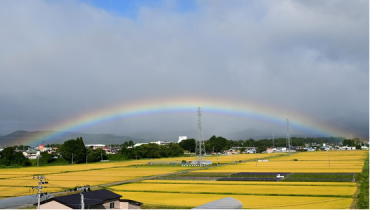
left=0, top=0, right=368, bottom=140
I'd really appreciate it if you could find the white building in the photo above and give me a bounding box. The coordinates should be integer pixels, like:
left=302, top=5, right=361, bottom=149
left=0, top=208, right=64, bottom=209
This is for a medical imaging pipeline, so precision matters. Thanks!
left=85, top=144, right=105, bottom=149
left=150, top=141, right=172, bottom=145
left=133, top=143, right=148, bottom=147
left=178, top=136, right=187, bottom=143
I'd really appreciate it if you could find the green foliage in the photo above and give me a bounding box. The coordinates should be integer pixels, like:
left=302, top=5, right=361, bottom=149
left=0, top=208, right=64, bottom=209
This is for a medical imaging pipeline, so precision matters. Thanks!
left=343, top=139, right=356, bottom=147
left=179, top=139, right=196, bottom=153
left=357, top=157, right=369, bottom=209
left=123, top=143, right=184, bottom=159
left=0, top=147, right=32, bottom=167
left=58, top=137, right=86, bottom=163
left=207, top=136, right=231, bottom=153
left=39, top=152, right=57, bottom=165
left=257, top=145, right=267, bottom=153
left=107, top=153, right=127, bottom=161
left=87, top=148, right=107, bottom=162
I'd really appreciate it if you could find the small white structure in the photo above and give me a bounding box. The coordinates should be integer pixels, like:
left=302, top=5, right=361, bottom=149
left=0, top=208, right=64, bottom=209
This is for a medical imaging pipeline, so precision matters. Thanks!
left=133, top=143, right=148, bottom=147
left=178, top=136, right=187, bottom=143
left=276, top=174, right=284, bottom=178
left=150, top=141, right=172, bottom=145
left=361, top=146, right=368, bottom=150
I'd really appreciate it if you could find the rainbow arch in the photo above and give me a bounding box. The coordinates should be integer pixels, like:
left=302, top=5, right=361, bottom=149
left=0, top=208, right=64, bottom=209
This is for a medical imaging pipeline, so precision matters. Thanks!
left=19, top=97, right=346, bottom=145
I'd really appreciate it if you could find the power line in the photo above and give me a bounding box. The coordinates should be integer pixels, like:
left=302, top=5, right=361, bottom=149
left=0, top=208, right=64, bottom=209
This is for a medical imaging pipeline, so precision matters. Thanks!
left=31, top=175, right=49, bottom=209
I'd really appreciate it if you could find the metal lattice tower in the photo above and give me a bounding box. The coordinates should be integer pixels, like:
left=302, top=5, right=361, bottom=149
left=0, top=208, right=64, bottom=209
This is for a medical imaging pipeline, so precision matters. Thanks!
left=194, top=104, right=206, bottom=166
left=286, top=117, right=291, bottom=156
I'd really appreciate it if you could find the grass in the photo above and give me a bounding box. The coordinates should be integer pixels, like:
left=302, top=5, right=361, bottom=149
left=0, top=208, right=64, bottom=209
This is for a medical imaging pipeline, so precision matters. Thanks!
left=356, top=156, right=369, bottom=209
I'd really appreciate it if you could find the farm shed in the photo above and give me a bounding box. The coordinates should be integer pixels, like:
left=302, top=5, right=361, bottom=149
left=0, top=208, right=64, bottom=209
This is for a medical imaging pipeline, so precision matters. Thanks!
left=39, top=189, right=142, bottom=209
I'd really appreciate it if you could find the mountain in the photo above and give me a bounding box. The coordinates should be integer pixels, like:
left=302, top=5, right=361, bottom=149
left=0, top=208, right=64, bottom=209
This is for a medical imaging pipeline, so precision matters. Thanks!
left=0, top=130, right=145, bottom=146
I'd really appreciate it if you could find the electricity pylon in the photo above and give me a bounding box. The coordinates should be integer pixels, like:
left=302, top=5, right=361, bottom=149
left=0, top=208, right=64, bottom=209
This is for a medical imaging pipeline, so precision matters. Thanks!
left=194, top=105, right=206, bottom=166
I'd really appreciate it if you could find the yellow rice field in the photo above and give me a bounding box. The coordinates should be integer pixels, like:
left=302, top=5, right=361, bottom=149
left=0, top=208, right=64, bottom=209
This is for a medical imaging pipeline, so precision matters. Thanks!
left=0, top=165, right=189, bottom=198
left=116, top=191, right=353, bottom=209
left=0, top=150, right=367, bottom=208
left=193, top=150, right=368, bottom=173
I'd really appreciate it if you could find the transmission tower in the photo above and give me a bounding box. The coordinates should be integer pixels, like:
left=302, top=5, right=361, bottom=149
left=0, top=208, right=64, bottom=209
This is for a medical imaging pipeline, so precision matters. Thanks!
left=194, top=104, right=206, bottom=166
left=286, top=117, right=291, bottom=156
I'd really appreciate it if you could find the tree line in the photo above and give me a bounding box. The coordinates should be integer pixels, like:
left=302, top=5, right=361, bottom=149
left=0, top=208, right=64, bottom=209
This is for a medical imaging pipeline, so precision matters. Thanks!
left=178, top=136, right=360, bottom=154
left=0, top=135, right=366, bottom=168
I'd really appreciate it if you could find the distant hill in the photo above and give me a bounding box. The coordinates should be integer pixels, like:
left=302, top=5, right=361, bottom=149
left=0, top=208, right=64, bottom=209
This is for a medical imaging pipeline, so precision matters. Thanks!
left=0, top=130, right=145, bottom=146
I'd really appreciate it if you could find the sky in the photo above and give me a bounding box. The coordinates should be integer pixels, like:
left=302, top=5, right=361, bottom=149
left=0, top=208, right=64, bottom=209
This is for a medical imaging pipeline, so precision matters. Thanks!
left=0, top=0, right=368, bottom=141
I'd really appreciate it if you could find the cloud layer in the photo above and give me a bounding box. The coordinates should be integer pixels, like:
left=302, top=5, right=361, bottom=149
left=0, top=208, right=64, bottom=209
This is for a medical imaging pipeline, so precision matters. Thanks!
left=0, top=0, right=368, bottom=140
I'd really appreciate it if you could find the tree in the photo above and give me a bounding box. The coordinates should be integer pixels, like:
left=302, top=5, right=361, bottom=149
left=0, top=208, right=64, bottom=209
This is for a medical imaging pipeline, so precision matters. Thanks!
left=39, top=152, right=56, bottom=165
left=257, top=145, right=267, bottom=153
left=87, top=148, right=106, bottom=162
left=179, top=139, right=196, bottom=153
left=58, top=137, right=86, bottom=164
left=0, top=147, right=31, bottom=167
left=208, top=136, right=230, bottom=152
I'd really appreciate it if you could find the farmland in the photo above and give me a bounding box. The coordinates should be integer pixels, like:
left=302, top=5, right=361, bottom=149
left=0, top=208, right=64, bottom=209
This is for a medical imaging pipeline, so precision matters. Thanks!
left=107, top=150, right=368, bottom=209
left=0, top=150, right=368, bottom=209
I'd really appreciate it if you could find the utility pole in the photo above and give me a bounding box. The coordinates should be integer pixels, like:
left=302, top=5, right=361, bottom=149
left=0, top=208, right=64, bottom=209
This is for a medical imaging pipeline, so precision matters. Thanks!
left=286, top=117, right=292, bottom=156
left=255, top=150, right=257, bottom=167
left=101, top=150, right=102, bottom=161
left=32, top=175, right=48, bottom=209
left=72, top=153, right=73, bottom=165
left=136, top=156, right=137, bottom=168
left=37, top=153, right=39, bottom=167
left=217, top=153, right=219, bottom=166
left=72, top=185, right=91, bottom=210
left=272, top=133, right=275, bottom=147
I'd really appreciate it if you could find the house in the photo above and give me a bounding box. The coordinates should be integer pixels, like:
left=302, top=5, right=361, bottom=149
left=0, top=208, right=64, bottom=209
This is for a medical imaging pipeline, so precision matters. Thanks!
left=224, top=149, right=238, bottom=155
left=295, top=146, right=304, bottom=151
left=39, top=189, right=142, bottom=209
left=361, top=146, right=369, bottom=150
left=266, top=148, right=273, bottom=153
left=23, top=150, right=40, bottom=159
left=246, top=149, right=256, bottom=154
left=275, top=147, right=287, bottom=153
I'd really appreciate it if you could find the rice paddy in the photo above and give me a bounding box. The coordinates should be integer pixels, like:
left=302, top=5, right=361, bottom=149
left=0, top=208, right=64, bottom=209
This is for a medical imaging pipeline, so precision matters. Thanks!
left=0, top=150, right=367, bottom=209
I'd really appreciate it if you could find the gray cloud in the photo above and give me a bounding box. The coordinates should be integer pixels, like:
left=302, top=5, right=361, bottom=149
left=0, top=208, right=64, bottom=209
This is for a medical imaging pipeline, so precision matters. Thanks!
left=0, top=0, right=368, bottom=140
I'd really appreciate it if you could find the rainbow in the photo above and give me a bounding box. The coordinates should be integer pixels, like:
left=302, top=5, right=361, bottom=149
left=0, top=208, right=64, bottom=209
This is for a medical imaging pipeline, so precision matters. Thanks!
left=18, top=97, right=346, bottom=145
